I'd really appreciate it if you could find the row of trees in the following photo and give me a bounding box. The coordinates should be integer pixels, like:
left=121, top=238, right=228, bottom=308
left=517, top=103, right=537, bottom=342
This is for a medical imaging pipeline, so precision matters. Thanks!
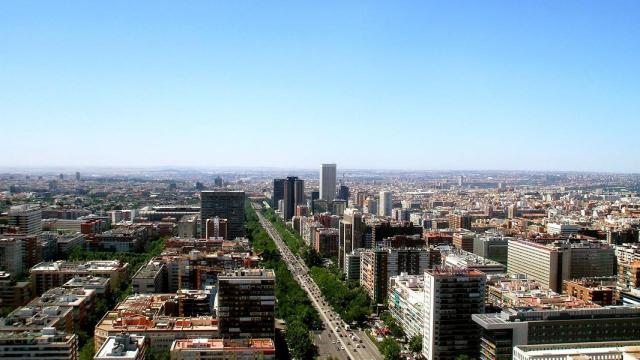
left=259, top=206, right=373, bottom=326
left=246, top=202, right=321, bottom=359
left=308, top=266, right=372, bottom=324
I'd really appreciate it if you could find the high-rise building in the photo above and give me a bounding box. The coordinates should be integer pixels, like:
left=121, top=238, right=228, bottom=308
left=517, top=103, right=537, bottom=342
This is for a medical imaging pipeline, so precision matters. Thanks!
left=473, top=235, right=511, bottom=265
left=320, top=164, right=337, bottom=202
left=217, top=269, right=275, bottom=339
left=364, top=197, right=377, bottom=215
left=309, top=190, right=319, bottom=208
left=200, top=191, right=245, bottom=240
left=272, top=179, right=285, bottom=208
left=339, top=209, right=365, bottom=269
left=360, top=247, right=438, bottom=304
left=282, top=177, right=304, bottom=220
left=379, top=191, right=392, bottom=217
left=8, top=204, right=42, bottom=235
left=508, top=240, right=615, bottom=292
left=337, top=185, right=349, bottom=202
left=423, top=269, right=486, bottom=360
left=75, top=171, right=81, bottom=181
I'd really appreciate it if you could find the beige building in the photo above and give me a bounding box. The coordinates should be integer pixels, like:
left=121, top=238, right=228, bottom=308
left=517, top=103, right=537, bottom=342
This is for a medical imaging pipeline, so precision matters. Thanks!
left=169, top=338, right=276, bottom=360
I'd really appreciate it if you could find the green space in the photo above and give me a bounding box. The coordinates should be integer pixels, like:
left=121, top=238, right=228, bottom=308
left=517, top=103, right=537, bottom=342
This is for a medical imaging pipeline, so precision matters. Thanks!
left=245, top=202, right=321, bottom=360
left=72, top=235, right=167, bottom=360
left=259, top=206, right=373, bottom=325
left=308, top=266, right=372, bottom=324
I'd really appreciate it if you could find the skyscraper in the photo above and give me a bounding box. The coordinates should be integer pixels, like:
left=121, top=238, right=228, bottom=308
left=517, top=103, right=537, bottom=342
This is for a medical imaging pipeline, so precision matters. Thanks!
left=283, top=177, right=304, bottom=220
left=423, top=269, right=486, bottom=360
left=379, top=191, right=392, bottom=217
left=320, top=163, right=336, bottom=202
left=337, top=185, right=349, bottom=203
left=272, top=179, right=285, bottom=208
left=200, top=191, right=245, bottom=239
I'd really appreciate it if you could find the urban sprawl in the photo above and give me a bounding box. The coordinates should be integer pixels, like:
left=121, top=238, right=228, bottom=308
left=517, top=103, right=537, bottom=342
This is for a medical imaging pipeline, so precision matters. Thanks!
left=0, top=166, right=640, bottom=360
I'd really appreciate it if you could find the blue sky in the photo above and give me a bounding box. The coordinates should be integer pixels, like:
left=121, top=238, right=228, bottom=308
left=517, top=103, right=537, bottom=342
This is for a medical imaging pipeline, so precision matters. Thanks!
left=1, top=1, right=638, bottom=172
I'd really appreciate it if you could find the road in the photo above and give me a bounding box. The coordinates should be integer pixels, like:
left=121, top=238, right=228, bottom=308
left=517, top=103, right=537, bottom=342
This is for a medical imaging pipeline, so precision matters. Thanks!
left=254, top=203, right=382, bottom=360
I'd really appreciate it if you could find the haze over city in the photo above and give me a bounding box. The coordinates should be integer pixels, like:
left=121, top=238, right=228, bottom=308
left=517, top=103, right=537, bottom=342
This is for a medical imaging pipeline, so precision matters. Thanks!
left=2, top=1, right=639, bottom=172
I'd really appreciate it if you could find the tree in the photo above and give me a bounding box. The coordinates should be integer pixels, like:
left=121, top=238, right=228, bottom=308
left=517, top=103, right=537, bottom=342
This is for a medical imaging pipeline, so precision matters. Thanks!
left=409, top=334, right=423, bottom=353
left=380, top=311, right=405, bottom=338
left=286, top=319, right=316, bottom=360
left=78, top=341, right=95, bottom=360
left=379, top=337, right=402, bottom=360
left=302, top=247, right=323, bottom=267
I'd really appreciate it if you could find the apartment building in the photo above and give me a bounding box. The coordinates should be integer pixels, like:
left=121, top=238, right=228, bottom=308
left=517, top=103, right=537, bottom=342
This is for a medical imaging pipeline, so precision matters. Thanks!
left=217, top=269, right=275, bottom=339
left=0, top=327, right=77, bottom=360
left=423, top=269, right=486, bottom=360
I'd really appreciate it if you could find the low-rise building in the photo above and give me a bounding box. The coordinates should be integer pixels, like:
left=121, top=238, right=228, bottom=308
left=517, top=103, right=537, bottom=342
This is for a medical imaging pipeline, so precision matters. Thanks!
left=0, top=327, right=78, bottom=360
left=442, top=248, right=506, bottom=275
left=30, top=260, right=129, bottom=295
left=62, top=275, right=111, bottom=296
left=132, top=260, right=167, bottom=294
left=29, top=287, right=95, bottom=329
left=563, top=277, right=616, bottom=306
left=0, top=271, right=31, bottom=309
left=94, top=293, right=219, bottom=352
left=94, top=333, right=147, bottom=360
left=169, top=338, right=276, bottom=360
left=513, top=341, right=640, bottom=360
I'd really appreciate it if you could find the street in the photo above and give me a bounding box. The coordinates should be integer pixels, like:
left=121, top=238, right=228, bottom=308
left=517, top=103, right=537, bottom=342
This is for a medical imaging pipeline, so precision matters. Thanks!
left=254, top=203, right=382, bottom=360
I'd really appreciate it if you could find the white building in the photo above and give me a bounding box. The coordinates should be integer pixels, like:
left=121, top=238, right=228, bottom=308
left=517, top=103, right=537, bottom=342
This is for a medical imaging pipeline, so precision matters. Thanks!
left=388, top=273, right=425, bottom=339
left=513, top=341, right=640, bottom=360
left=94, top=333, right=147, bottom=360
left=320, top=163, right=337, bottom=202
left=379, top=191, right=392, bottom=217
left=546, top=223, right=581, bottom=236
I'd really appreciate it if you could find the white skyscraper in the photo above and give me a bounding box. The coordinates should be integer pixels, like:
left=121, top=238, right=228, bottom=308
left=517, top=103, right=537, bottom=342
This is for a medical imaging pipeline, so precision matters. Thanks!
left=320, top=163, right=337, bottom=202
left=378, top=191, right=392, bottom=217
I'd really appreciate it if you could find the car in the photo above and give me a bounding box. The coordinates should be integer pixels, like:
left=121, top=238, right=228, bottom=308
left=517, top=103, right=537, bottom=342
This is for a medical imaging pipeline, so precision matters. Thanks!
left=331, top=340, right=336, bottom=344
left=341, top=346, right=345, bottom=350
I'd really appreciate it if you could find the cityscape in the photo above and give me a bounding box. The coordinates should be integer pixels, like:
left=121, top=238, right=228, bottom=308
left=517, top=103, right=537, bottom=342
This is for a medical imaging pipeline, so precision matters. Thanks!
left=1, top=167, right=640, bottom=359
left=2, top=1, right=640, bottom=360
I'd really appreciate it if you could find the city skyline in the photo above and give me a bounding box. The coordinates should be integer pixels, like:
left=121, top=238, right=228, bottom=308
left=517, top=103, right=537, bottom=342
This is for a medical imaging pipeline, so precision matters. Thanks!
left=2, top=1, right=639, bottom=172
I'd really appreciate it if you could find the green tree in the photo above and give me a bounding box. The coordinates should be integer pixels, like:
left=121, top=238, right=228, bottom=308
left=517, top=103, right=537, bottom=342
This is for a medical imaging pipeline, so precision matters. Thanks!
left=379, top=337, right=402, bottom=360
left=408, top=334, right=423, bottom=353
left=147, top=349, right=170, bottom=360
left=285, top=319, right=316, bottom=360
left=78, top=341, right=95, bottom=360
left=302, top=247, right=323, bottom=267
left=380, top=311, right=405, bottom=338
